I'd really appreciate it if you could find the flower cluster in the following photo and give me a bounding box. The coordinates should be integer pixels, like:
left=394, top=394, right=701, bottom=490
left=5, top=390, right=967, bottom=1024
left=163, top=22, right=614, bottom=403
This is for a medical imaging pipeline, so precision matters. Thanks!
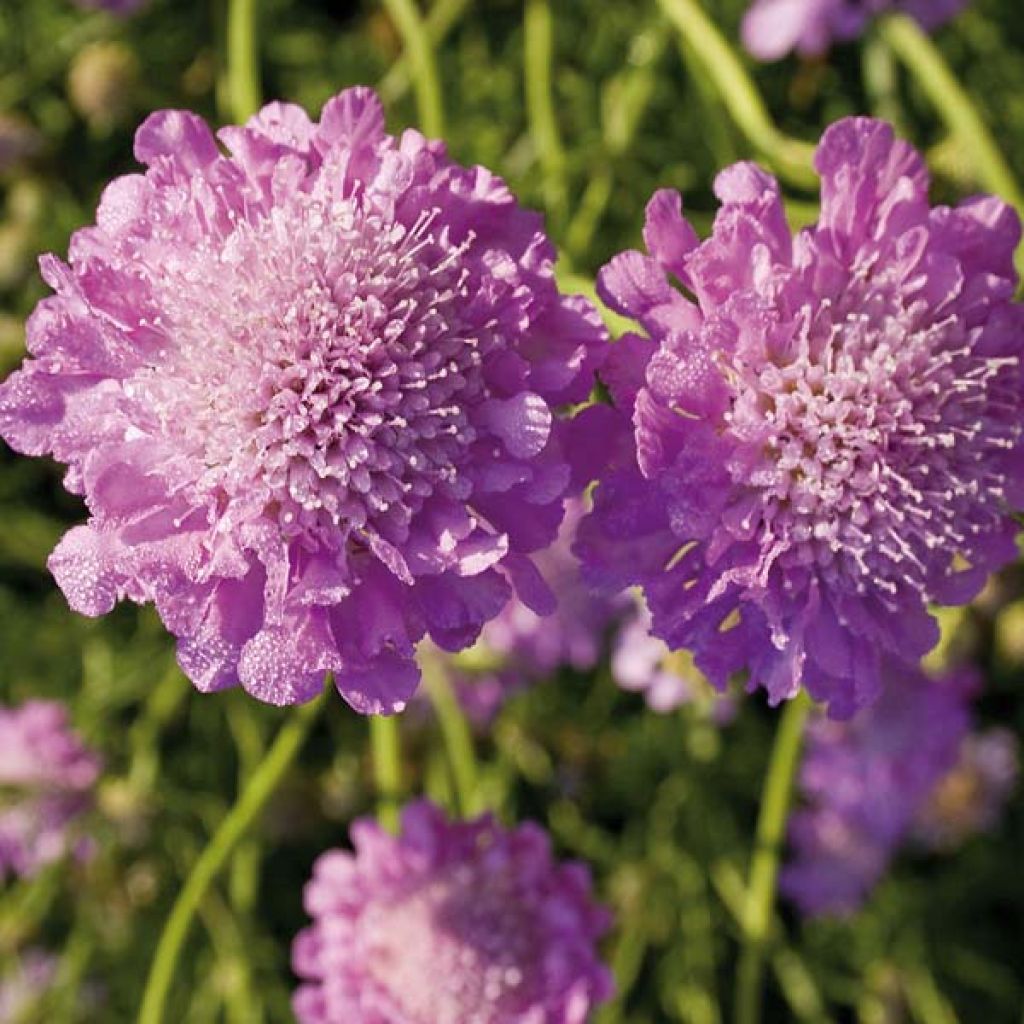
left=781, top=666, right=1018, bottom=916
left=579, top=117, right=1024, bottom=718
left=0, top=700, right=101, bottom=880
left=0, top=87, right=608, bottom=711
left=292, top=800, right=613, bottom=1024
left=742, top=0, right=967, bottom=60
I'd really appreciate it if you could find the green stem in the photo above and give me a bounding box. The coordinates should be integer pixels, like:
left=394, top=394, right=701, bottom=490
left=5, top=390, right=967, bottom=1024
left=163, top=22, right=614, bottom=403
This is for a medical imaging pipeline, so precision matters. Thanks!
left=370, top=713, right=403, bottom=832
left=226, top=0, right=261, bottom=123
left=379, top=0, right=470, bottom=105
left=423, top=658, right=481, bottom=816
left=735, top=691, right=813, bottom=1024
left=524, top=0, right=569, bottom=229
left=878, top=14, right=1024, bottom=213
left=381, top=0, right=445, bottom=138
left=136, top=685, right=326, bottom=1024
left=655, top=0, right=817, bottom=189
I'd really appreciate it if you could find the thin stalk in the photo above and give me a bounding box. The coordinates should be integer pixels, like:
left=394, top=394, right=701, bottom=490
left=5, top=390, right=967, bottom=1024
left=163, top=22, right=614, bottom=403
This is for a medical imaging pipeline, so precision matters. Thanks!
left=878, top=14, right=1024, bottom=215
left=381, top=0, right=445, bottom=138
left=370, top=713, right=403, bottom=832
left=734, top=691, right=813, bottom=1024
left=136, top=685, right=326, bottom=1024
left=423, top=659, right=481, bottom=816
left=655, top=0, right=817, bottom=189
left=379, top=0, right=471, bottom=105
left=524, top=0, right=568, bottom=229
left=226, top=0, right=261, bottom=123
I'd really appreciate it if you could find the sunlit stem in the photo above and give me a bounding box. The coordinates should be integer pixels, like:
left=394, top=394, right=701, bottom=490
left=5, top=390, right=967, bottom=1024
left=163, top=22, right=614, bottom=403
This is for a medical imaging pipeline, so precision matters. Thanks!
left=877, top=14, right=1024, bottom=276
left=136, top=684, right=327, bottom=1024
left=524, top=0, right=569, bottom=230
left=423, top=657, right=482, bottom=817
left=382, top=0, right=445, bottom=138
left=227, top=0, right=261, bottom=123
left=370, top=713, right=404, bottom=832
left=655, top=0, right=818, bottom=190
left=734, top=690, right=813, bottom=1024
left=379, top=0, right=471, bottom=105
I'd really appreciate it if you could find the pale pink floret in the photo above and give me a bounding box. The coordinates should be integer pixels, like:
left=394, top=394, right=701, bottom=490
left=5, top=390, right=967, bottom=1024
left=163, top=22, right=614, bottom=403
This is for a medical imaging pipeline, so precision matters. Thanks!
left=292, top=801, right=613, bottom=1024
left=579, top=118, right=1024, bottom=718
left=0, top=88, right=608, bottom=710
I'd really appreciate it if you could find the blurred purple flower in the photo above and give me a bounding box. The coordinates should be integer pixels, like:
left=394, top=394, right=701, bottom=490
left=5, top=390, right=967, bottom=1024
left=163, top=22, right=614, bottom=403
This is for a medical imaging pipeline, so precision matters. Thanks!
left=913, top=726, right=1019, bottom=849
left=742, top=0, right=967, bottom=60
left=781, top=666, right=973, bottom=916
left=292, top=800, right=613, bottom=1024
left=0, top=950, right=58, bottom=1022
left=72, top=0, right=149, bottom=15
left=0, top=701, right=101, bottom=880
left=578, top=117, right=1024, bottom=718
left=0, top=87, right=609, bottom=711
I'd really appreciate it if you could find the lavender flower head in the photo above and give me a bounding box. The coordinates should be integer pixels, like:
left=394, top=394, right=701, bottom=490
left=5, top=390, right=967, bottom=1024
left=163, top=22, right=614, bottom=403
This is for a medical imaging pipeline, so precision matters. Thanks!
left=579, top=117, right=1024, bottom=718
left=0, top=700, right=101, bottom=880
left=742, top=0, right=967, bottom=60
left=914, top=726, right=1019, bottom=849
left=781, top=667, right=972, bottom=916
left=0, top=87, right=608, bottom=710
left=292, top=800, right=613, bottom=1024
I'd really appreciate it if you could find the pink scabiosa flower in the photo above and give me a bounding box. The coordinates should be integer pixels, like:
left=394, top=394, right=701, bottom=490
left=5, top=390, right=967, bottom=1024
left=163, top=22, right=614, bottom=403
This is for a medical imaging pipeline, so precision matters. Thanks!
left=292, top=800, right=613, bottom=1024
left=0, top=88, right=608, bottom=710
left=913, top=726, right=1019, bottom=849
left=781, top=667, right=972, bottom=916
left=742, top=0, right=966, bottom=60
left=578, top=118, right=1024, bottom=718
left=0, top=701, right=101, bottom=880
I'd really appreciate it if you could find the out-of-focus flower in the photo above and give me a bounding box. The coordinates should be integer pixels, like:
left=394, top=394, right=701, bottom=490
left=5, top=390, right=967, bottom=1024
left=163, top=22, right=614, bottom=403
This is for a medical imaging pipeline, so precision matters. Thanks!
left=741, top=0, right=966, bottom=61
left=578, top=117, right=1024, bottom=719
left=0, top=949, right=58, bottom=1022
left=782, top=667, right=979, bottom=916
left=72, top=0, right=149, bottom=15
left=0, top=87, right=608, bottom=711
left=292, top=800, right=613, bottom=1024
left=612, top=601, right=736, bottom=720
left=68, top=41, right=140, bottom=130
left=440, top=498, right=628, bottom=722
left=0, top=701, right=101, bottom=880
left=914, top=727, right=1019, bottom=849
left=0, top=114, right=41, bottom=174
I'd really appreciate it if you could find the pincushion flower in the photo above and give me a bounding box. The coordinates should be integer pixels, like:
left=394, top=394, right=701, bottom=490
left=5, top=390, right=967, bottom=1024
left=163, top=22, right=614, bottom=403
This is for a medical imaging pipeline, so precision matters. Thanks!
left=0, top=88, right=608, bottom=710
left=914, top=726, right=1019, bottom=849
left=292, top=800, right=613, bottom=1024
left=742, top=0, right=966, bottom=60
left=781, top=666, right=972, bottom=916
left=0, top=701, right=101, bottom=880
left=578, top=118, right=1024, bottom=717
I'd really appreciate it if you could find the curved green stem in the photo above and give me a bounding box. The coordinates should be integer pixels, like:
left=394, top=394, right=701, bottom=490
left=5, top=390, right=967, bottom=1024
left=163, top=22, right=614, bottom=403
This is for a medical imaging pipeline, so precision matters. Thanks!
left=379, top=0, right=471, bottom=105
left=423, top=658, right=481, bottom=817
left=735, top=691, right=813, bottom=1024
left=382, top=0, right=445, bottom=138
left=524, top=0, right=568, bottom=229
left=655, top=0, right=817, bottom=190
left=878, top=14, right=1024, bottom=276
left=226, top=0, right=261, bottom=123
left=136, top=685, right=327, bottom=1024
left=370, top=713, right=404, bottom=832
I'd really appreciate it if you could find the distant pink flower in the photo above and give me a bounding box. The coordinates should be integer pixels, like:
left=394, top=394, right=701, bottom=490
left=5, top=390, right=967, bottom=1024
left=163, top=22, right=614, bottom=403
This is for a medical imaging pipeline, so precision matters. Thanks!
left=0, top=88, right=608, bottom=711
left=742, top=0, right=966, bottom=60
left=293, top=801, right=613, bottom=1024
left=578, top=118, right=1024, bottom=718
left=0, top=950, right=58, bottom=1022
left=73, top=0, right=148, bottom=15
left=0, top=701, right=101, bottom=880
